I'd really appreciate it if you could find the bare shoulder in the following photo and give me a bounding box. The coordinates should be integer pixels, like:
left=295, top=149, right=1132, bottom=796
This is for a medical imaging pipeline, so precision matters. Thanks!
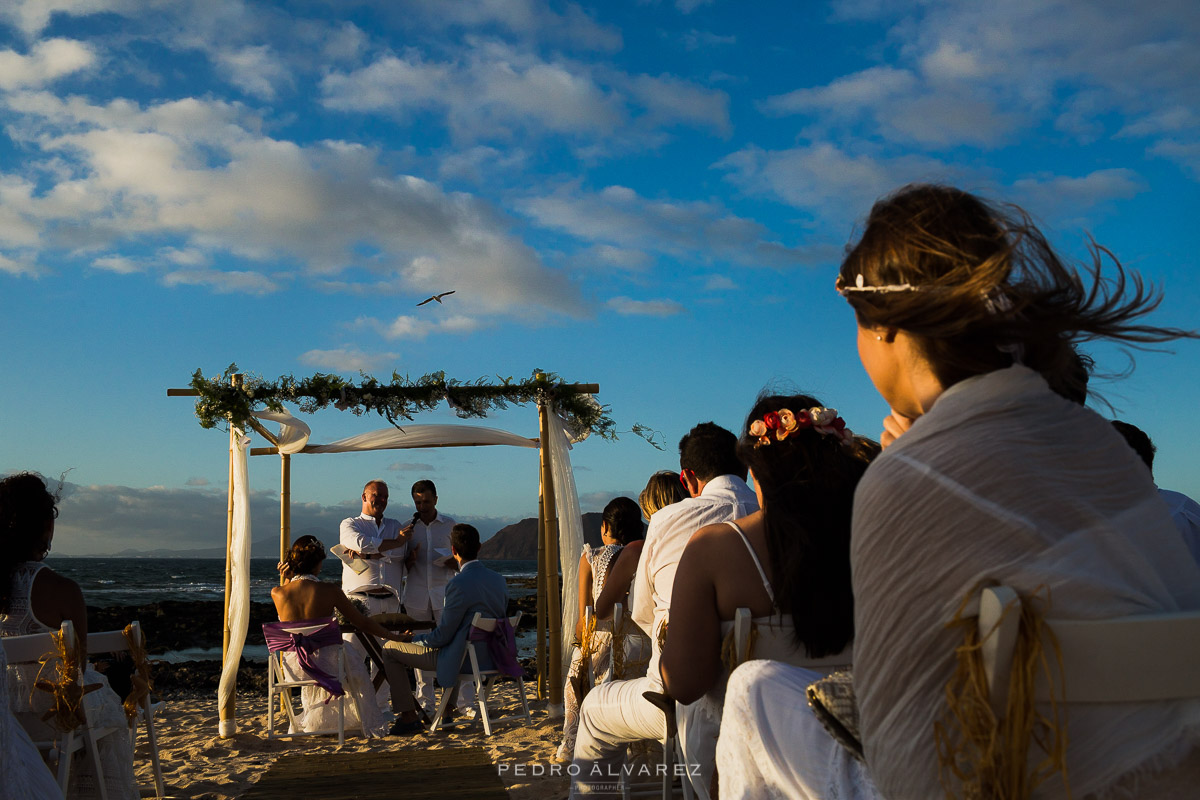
left=33, top=566, right=81, bottom=595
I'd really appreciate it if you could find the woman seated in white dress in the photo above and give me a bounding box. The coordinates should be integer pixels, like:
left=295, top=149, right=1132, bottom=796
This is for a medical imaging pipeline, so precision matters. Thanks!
left=717, top=184, right=1200, bottom=799
left=0, top=472, right=138, bottom=800
left=555, top=496, right=646, bottom=762
left=1, top=639, right=64, bottom=799
left=661, top=394, right=877, bottom=799
left=270, top=535, right=404, bottom=737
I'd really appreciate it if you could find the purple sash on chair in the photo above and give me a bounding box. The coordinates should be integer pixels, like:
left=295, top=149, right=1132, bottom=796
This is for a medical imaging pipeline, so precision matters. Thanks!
left=469, top=618, right=523, bottom=677
left=263, top=617, right=345, bottom=698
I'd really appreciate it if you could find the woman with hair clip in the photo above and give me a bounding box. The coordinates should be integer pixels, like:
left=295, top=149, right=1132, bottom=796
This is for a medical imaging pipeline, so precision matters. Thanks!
left=717, top=185, right=1200, bottom=800
left=270, top=535, right=405, bottom=737
left=0, top=472, right=137, bottom=800
left=554, top=497, right=645, bottom=763
left=662, top=394, right=876, bottom=800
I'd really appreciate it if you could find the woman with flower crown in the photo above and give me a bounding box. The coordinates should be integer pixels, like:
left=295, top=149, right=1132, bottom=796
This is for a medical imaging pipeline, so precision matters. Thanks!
left=661, top=393, right=877, bottom=800
left=716, top=185, right=1200, bottom=800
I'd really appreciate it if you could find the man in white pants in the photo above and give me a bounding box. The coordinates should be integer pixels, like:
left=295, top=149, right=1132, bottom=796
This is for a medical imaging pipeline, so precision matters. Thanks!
left=403, top=479, right=468, bottom=714
left=572, top=423, right=758, bottom=796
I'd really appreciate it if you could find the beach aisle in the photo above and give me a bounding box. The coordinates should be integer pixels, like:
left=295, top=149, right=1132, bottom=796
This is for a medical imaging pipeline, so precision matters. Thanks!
left=136, top=683, right=570, bottom=799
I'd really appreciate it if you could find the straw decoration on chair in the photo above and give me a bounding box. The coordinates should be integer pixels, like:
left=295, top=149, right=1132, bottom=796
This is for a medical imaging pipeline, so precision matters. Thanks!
left=34, top=627, right=100, bottom=732
left=934, top=584, right=1070, bottom=800
left=121, top=623, right=154, bottom=723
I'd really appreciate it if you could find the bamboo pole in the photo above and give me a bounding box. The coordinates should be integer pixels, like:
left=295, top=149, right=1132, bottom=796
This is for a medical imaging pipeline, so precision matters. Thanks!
left=279, top=453, right=291, bottom=585
left=536, top=378, right=563, bottom=709
left=535, top=470, right=548, bottom=700
left=220, top=372, right=242, bottom=736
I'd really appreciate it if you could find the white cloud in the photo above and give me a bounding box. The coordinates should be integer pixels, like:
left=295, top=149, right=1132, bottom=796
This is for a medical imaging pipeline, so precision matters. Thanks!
left=676, top=0, right=714, bottom=13
left=1009, top=169, right=1147, bottom=211
left=379, top=0, right=622, bottom=51
left=0, top=38, right=96, bottom=89
left=184, top=476, right=209, bottom=487
left=387, top=461, right=435, bottom=473
left=299, top=347, right=402, bottom=373
left=0, top=1, right=145, bottom=37
left=521, top=183, right=830, bottom=268
left=589, top=245, right=653, bottom=271
left=355, top=313, right=483, bottom=342
left=212, top=45, right=292, bottom=100
left=162, top=268, right=281, bottom=294
left=0, top=253, right=39, bottom=276
left=607, top=296, right=685, bottom=316
left=703, top=274, right=736, bottom=291
left=678, top=29, right=737, bottom=51
left=91, top=255, right=140, bottom=274
left=1, top=92, right=582, bottom=311
left=627, top=73, right=730, bottom=134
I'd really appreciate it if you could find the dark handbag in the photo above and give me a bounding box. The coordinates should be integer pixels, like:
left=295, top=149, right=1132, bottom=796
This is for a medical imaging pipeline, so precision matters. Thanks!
left=805, top=669, right=865, bottom=763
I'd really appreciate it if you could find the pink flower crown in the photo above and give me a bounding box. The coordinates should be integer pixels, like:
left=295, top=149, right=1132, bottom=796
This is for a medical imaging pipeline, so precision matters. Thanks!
left=748, top=407, right=854, bottom=447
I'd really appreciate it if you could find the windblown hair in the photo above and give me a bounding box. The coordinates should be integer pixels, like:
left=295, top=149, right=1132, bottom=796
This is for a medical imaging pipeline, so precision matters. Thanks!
left=0, top=473, right=60, bottom=614
left=1111, top=419, right=1156, bottom=474
left=638, top=471, right=687, bottom=520
left=839, top=184, right=1196, bottom=398
left=736, top=395, right=876, bottom=658
left=285, top=535, right=326, bottom=576
left=679, top=422, right=745, bottom=483
left=601, top=497, right=644, bottom=545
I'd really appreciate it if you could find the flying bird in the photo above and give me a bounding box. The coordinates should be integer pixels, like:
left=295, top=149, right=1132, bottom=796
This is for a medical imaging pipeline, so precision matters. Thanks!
left=416, top=290, right=456, bottom=307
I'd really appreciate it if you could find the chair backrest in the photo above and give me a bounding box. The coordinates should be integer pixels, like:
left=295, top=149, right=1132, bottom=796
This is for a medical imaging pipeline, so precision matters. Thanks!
left=3, top=620, right=76, bottom=664
left=87, top=621, right=145, bottom=655
left=979, top=585, right=1200, bottom=710
left=469, top=611, right=522, bottom=632
left=731, top=608, right=853, bottom=670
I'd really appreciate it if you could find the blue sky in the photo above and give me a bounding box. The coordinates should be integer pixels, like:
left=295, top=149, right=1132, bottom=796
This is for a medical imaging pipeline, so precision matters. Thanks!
left=2, top=0, right=1198, bottom=555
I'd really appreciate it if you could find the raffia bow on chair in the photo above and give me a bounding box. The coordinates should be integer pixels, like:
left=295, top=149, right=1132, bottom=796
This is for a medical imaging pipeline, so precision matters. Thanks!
left=33, top=626, right=101, bottom=732
left=569, top=612, right=598, bottom=704
left=121, top=622, right=154, bottom=723
left=934, top=584, right=1069, bottom=800
left=719, top=621, right=758, bottom=673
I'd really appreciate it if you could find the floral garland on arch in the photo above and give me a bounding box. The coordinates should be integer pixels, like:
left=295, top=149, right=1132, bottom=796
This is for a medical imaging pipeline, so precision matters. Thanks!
left=190, top=364, right=616, bottom=441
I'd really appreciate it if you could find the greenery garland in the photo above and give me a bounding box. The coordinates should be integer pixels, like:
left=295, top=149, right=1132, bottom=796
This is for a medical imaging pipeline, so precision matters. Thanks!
left=190, top=364, right=616, bottom=441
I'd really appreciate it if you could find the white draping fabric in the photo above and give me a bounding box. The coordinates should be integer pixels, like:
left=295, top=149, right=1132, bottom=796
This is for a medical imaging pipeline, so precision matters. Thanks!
left=548, top=414, right=585, bottom=670
left=250, top=411, right=537, bottom=453
left=218, top=428, right=252, bottom=737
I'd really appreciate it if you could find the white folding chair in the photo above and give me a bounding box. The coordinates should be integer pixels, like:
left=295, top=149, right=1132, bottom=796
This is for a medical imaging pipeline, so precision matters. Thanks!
left=264, top=621, right=357, bottom=747
left=430, top=611, right=532, bottom=736
left=978, top=585, right=1200, bottom=712
left=87, top=621, right=164, bottom=798
left=3, top=620, right=127, bottom=800
left=730, top=607, right=853, bottom=671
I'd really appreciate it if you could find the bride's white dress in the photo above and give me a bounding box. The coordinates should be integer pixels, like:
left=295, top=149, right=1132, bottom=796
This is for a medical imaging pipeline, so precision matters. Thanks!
left=1, top=562, right=138, bottom=800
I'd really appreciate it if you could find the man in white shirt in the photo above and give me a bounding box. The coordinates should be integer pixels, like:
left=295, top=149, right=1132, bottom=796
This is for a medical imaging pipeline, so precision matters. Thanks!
left=1112, top=420, right=1200, bottom=565
left=402, top=479, right=462, bottom=713
left=340, top=480, right=411, bottom=613
left=572, top=423, right=758, bottom=796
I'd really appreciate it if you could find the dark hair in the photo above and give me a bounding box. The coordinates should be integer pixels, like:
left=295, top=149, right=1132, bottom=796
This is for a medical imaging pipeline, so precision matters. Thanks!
left=838, top=184, right=1195, bottom=395
left=451, top=523, right=481, bottom=561
left=411, top=479, right=437, bottom=497
left=286, top=535, right=326, bottom=575
left=638, top=471, right=687, bottom=519
left=601, top=497, right=644, bottom=545
left=679, top=423, right=744, bottom=482
left=1111, top=420, right=1156, bottom=475
left=736, top=395, right=876, bottom=657
left=0, top=473, right=60, bottom=614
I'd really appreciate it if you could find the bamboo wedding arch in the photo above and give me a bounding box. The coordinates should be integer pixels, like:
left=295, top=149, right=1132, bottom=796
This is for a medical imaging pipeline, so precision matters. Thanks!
left=169, top=369, right=602, bottom=736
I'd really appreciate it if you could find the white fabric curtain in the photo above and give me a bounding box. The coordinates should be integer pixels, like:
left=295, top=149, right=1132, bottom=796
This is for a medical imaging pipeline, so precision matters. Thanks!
left=547, top=414, right=585, bottom=670
left=218, top=428, right=252, bottom=737
left=251, top=412, right=538, bottom=454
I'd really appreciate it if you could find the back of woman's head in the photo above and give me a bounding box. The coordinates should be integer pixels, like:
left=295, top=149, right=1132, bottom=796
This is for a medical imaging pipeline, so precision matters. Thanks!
left=286, top=535, right=326, bottom=576
left=638, top=471, right=686, bottom=520
left=0, top=472, right=60, bottom=612
left=602, top=496, right=644, bottom=544
left=736, top=395, right=876, bottom=657
left=838, top=184, right=1193, bottom=395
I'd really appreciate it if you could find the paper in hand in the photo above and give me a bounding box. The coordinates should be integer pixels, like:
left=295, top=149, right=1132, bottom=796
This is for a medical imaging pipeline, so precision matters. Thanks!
left=331, top=544, right=370, bottom=575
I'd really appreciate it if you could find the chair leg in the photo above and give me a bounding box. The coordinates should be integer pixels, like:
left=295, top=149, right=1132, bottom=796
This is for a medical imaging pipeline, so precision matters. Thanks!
left=660, top=733, right=675, bottom=800
left=56, top=731, right=75, bottom=796
left=430, top=685, right=454, bottom=732
left=141, top=695, right=165, bottom=798
left=83, top=723, right=111, bottom=800
left=676, top=737, right=694, bottom=800
left=477, top=675, right=495, bottom=736
left=516, top=676, right=532, bottom=724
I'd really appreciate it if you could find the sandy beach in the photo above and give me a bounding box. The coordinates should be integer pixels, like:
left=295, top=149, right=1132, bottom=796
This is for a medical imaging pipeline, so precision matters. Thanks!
left=135, top=683, right=572, bottom=799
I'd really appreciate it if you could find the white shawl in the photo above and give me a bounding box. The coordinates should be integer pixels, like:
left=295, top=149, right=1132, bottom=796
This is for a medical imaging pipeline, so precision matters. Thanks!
left=851, top=366, right=1200, bottom=799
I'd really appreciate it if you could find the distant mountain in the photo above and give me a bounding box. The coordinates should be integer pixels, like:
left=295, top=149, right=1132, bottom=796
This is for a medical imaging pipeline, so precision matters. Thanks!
left=84, top=532, right=334, bottom=559
left=479, top=513, right=605, bottom=560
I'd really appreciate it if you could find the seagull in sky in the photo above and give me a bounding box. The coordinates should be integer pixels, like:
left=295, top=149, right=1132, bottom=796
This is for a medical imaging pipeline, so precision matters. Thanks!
left=416, top=290, right=456, bottom=307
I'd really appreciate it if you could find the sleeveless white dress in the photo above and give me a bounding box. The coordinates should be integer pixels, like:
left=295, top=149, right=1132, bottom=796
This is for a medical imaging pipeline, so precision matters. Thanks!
left=0, top=562, right=138, bottom=800
left=278, top=575, right=388, bottom=737
left=0, top=640, right=64, bottom=798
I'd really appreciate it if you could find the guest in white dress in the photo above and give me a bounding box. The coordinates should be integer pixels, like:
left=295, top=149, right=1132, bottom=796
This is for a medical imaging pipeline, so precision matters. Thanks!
left=718, top=184, right=1200, bottom=799
left=662, top=394, right=877, bottom=800
left=271, top=536, right=406, bottom=737
left=0, top=472, right=138, bottom=800
left=1, top=640, right=64, bottom=799
left=555, top=496, right=646, bottom=762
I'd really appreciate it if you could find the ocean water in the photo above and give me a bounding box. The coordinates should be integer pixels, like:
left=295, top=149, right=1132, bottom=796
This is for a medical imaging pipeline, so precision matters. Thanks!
left=45, top=557, right=538, bottom=608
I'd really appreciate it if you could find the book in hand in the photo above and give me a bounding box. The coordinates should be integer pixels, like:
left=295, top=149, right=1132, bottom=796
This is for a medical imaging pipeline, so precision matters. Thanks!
left=331, top=544, right=370, bottom=575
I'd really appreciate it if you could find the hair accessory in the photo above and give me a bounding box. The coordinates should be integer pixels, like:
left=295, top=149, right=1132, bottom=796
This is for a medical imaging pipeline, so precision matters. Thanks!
left=748, top=407, right=854, bottom=447
left=836, top=273, right=923, bottom=295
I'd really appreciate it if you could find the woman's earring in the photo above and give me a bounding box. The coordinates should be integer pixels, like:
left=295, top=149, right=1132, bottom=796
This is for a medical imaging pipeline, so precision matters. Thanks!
left=876, top=335, right=883, bottom=341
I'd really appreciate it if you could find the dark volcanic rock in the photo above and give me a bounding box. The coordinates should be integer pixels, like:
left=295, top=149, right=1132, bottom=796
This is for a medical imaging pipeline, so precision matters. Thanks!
left=88, top=601, right=276, bottom=653
left=480, top=512, right=605, bottom=560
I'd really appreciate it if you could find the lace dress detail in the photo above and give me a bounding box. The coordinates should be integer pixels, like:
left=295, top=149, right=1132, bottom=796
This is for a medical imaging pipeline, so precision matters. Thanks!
left=556, top=543, right=624, bottom=761
left=1, top=562, right=138, bottom=800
